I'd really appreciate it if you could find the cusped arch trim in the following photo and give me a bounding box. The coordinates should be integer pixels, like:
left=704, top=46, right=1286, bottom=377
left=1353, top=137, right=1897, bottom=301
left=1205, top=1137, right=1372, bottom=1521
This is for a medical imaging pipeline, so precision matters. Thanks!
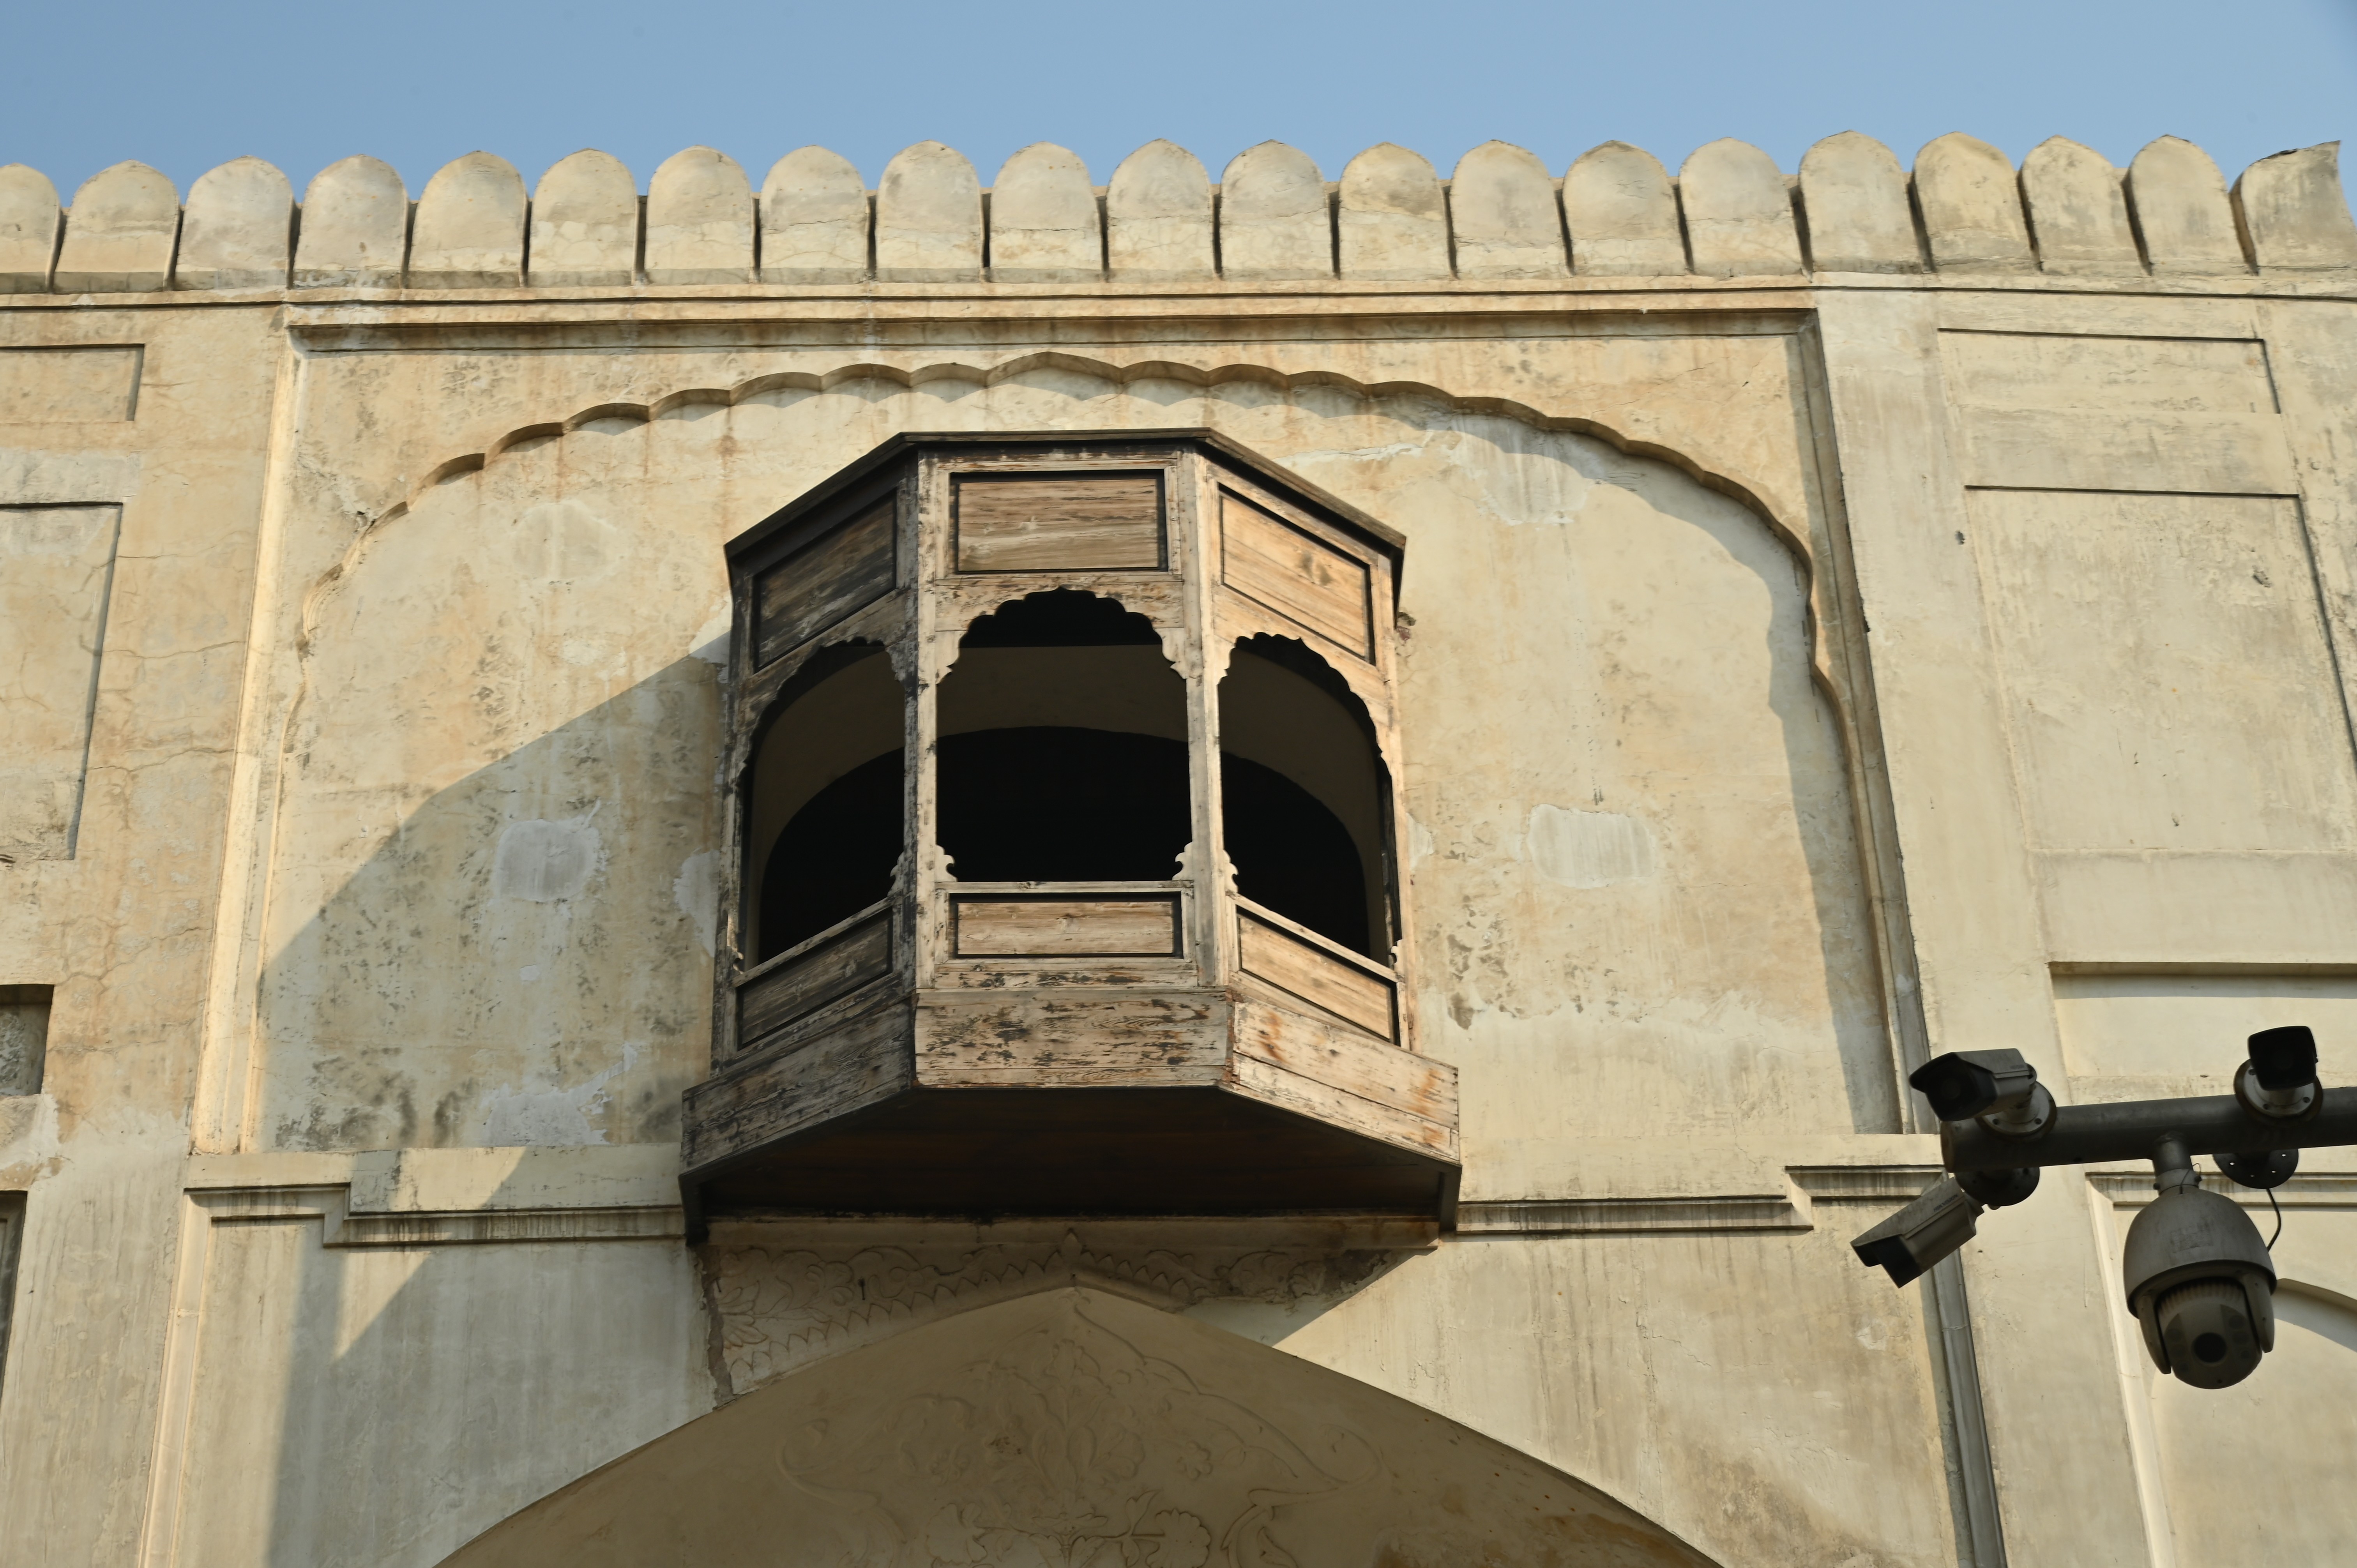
left=308, top=352, right=1876, bottom=826
left=436, top=1285, right=1718, bottom=1567
left=373, top=351, right=1802, bottom=555
left=351, top=351, right=1844, bottom=696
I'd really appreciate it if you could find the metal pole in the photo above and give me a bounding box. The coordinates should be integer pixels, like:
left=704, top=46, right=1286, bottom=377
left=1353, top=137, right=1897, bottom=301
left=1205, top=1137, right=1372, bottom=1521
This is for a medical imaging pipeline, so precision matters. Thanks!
left=1941, top=1086, right=2357, bottom=1173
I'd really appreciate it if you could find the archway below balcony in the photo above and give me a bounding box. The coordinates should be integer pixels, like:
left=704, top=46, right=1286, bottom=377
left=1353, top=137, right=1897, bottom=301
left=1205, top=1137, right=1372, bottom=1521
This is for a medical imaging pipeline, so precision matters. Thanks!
left=434, top=1286, right=1715, bottom=1568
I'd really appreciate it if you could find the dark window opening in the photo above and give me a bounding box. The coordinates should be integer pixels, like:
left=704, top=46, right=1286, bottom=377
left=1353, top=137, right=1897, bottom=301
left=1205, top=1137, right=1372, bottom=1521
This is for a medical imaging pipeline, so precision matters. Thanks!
left=936, top=590, right=1191, bottom=883
left=759, top=751, right=902, bottom=959
left=1218, top=636, right=1394, bottom=958
left=744, top=645, right=903, bottom=962
left=938, top=728, right=1189, bottom=881
left=1220, top=755, right=1369, bottom=952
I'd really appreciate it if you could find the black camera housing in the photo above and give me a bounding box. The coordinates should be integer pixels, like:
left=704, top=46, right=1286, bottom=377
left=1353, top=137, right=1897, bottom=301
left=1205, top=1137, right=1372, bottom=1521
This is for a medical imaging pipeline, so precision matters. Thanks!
left=1910, top=1049, right=2039, bottom=1123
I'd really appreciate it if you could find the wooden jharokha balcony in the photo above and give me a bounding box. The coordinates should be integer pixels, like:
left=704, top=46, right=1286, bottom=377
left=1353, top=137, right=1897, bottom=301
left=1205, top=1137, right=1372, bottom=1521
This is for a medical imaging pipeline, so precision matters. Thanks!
left=678, top=432, right=1459, bottom=1230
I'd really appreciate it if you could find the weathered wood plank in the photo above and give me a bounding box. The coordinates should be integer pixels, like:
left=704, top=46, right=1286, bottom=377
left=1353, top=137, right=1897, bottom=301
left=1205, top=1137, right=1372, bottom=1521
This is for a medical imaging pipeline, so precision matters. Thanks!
left=1231, top=998, right=1455, bottom=1122
left=1224, top=1053, right=1458, bottom=1160
left=915, top=988, right=1227, bottom=1085
left=1237, top=911, right=1395, bottom=1039
left=754, top=499, right=896, bottom=665
left=953, top=896, right=1180, bottom=957
left=955, top=473, right=1163, bottom=572
left=682, top=999, right=913, bottom=1170
left=931, top=960, right=1196, bottom=989
left=1220, top=491, right=1373, bottom=657
left=738, top=912, right=893, bottom=1048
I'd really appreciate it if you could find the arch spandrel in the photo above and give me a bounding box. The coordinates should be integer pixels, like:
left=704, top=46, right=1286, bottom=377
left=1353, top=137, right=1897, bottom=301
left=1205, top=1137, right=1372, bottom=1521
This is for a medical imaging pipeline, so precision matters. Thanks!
left=436, top=1286, right=1716, bottom=1567
left=360, top=354, right=1816, bottom=592
left=263, top=365, right=1896, bottom=1176
left=338, top=350, right=1841, bottom=756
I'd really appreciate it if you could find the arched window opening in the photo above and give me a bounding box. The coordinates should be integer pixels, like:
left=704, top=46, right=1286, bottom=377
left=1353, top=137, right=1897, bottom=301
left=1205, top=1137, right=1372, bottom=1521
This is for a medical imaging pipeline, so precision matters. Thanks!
left=935, top=590, right=1189, bottom=882
left=1219, top=636, right=1393, bottom=958
left=744, top=644, right=903, bottom=962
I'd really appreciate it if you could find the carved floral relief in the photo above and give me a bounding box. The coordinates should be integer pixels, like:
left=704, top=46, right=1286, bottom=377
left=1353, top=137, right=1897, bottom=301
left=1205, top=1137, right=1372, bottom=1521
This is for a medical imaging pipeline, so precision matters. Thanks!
left=776, top=1301, right=1368, bottom=1566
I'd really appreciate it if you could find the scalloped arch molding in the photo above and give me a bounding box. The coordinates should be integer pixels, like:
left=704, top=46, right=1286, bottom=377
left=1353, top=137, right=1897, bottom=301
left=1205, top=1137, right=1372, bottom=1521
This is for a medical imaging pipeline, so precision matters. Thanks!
left=322, top=353, right=1838, bottom=705
left=373, top=352, right=1807, bottom=562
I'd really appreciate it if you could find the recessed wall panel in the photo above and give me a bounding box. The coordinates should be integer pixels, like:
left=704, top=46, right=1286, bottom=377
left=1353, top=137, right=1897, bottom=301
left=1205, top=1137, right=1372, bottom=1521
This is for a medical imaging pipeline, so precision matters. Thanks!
left=0, top=504, right=120, bottom=859
left=2052, top=970, right=2357, bottom=1100
left=1945, top=332, right=2293, bottom=494
left=0, top=346, right=141, bottom=424
left=0, top=986, right=50, bottom=1095
left=1968, top=490, right=2357, bottom=854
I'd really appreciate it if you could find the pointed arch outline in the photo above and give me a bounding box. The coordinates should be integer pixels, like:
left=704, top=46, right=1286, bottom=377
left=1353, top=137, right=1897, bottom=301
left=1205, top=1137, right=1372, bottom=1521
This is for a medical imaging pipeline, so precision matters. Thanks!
left=435, top=1282, right=1724, bottom=1566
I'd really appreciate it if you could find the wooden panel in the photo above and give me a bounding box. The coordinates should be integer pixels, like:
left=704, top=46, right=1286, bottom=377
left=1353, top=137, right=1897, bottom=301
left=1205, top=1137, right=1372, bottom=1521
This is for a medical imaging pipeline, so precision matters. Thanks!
left=1228, top=1054, right=1455, bottom=1160
left=1220, top=492, right=1373, bottom=658
left=1231, top=999, right=1454, bottom=1125
left=737, top=911, right=893, bottom=1048
left=753, top=499, right=896, bottom=666
left=954, top=473, right=1163, bottom=572
left=1237, top=911, right=1394, bottom=1039
left=915, top=988, right=1226, bottom=1085
left=953, top=896, right=1180, bottom=957
left=682, top=998, right=914, bottom=1171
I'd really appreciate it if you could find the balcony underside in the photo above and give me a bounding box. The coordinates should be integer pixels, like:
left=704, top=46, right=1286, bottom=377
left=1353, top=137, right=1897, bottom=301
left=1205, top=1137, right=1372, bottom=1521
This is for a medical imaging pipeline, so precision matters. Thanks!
left=686, top=1084, right=1458, bottom=1222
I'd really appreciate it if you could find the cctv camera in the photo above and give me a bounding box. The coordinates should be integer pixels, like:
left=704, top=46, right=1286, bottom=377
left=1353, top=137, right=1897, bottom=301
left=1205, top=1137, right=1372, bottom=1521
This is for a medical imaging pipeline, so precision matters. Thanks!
left=2237, top=1025, right=2320, bottom=1120
left=1910, top=1049, right=2053, bottom=1134
left=2121, top=1172, right=2277, bottom=1390
left=1852, top=1177, right=1982, bottom=1287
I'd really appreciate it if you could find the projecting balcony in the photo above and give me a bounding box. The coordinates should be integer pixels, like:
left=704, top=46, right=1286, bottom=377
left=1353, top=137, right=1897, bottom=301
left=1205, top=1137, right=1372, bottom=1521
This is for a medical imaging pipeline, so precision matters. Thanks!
left=678, top=432, right=1458, bottom=1226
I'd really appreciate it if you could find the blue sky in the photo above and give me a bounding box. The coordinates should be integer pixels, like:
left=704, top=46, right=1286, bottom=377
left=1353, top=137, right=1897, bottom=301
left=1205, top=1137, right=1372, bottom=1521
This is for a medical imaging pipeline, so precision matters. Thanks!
left=3, top=0, right=2352, bottom=198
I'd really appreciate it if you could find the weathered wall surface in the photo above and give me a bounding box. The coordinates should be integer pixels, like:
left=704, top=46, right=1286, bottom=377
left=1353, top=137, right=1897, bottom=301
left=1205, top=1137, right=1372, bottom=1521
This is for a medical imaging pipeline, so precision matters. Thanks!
left=0, top=129, right=2353, bottom=1568
left=254, top=365, right=1881, bottom=1163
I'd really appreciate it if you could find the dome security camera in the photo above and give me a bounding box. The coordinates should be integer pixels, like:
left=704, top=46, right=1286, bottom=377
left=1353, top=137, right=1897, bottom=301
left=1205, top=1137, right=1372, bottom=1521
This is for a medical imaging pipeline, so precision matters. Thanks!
left=2121, top=1169, right=2277, bottom=1390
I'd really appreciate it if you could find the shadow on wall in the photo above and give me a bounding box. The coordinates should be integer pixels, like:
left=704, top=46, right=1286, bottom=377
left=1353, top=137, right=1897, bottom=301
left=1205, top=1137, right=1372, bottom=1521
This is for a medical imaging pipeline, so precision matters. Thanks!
left=256, top=660, right=722, bottom=1151
left=159, top=1161, right=707, bottom=1566
left=252, top=423, right=742, bottom=1151
left=254, top=361, right=1903, bottom=1158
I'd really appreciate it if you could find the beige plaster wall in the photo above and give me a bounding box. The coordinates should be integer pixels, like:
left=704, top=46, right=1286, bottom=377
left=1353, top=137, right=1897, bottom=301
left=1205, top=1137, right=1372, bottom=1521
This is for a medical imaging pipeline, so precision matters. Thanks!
left=0, top=133, right=2353, bottom=1568
left=250, top=366, right=1883, bottom=1169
